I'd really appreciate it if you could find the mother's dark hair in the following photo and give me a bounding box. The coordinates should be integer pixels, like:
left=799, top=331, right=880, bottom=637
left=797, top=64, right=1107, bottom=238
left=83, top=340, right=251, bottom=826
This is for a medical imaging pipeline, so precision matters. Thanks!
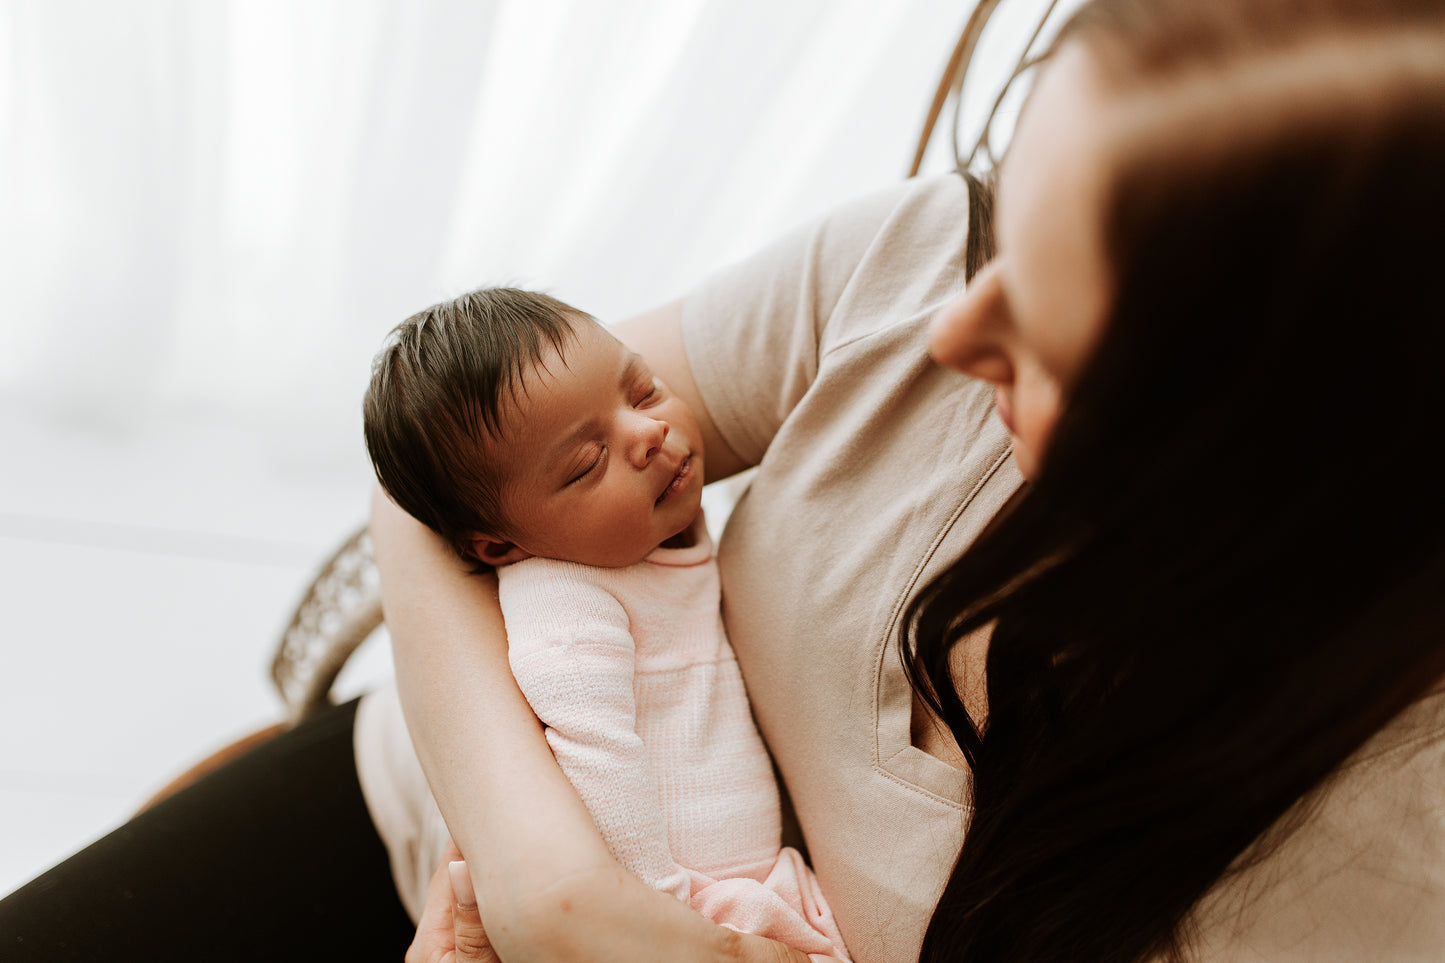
left=905, top=0, right=1445, bottom=959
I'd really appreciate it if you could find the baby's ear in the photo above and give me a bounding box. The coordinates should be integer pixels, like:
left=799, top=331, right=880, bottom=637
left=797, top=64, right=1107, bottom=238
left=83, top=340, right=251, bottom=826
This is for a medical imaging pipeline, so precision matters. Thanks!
left=469, top=533, right=532, bottom=567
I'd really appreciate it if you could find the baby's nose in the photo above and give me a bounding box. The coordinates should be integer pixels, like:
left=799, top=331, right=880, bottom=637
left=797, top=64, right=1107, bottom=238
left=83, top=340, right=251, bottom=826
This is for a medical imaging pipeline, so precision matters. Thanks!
left=632, top=417, right=669, bottom=467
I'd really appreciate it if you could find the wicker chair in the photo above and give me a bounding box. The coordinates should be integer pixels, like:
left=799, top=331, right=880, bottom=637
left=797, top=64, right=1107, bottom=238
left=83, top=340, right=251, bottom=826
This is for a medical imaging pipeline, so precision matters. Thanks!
left=269, top=525, right=384, bottom=724
left=141, top=0, right=1062, bottom=809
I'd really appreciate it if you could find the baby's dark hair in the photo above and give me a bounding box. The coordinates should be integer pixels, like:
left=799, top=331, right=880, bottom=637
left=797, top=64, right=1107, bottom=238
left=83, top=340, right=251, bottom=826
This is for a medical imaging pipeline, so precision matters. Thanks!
left=363, top=287, right=585, bottom=565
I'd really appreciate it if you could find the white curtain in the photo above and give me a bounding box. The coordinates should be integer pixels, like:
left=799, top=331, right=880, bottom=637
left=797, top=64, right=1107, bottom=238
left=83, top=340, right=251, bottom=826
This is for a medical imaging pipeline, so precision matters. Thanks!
left=0, top=0, right=1068, bottom=460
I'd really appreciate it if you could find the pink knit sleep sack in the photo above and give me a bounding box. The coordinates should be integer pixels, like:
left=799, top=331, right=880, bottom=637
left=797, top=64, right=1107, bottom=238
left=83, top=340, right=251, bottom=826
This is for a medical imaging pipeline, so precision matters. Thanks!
left=498, top=521, right=850, bottom=960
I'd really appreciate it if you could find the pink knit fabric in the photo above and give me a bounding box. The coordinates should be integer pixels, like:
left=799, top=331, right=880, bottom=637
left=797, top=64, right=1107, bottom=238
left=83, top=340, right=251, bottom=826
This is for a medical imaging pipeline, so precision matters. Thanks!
left=499, top=522, right=849, bottom=960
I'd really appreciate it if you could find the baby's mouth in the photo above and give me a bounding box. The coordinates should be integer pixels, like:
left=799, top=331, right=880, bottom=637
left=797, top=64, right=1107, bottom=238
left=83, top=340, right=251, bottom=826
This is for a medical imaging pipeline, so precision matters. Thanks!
left=656, top=456, right=692, bottom=506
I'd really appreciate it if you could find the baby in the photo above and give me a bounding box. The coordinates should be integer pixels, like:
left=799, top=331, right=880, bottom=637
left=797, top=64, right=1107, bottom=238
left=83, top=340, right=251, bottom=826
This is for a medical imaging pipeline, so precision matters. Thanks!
left=363, top=287, right=849, bottom=960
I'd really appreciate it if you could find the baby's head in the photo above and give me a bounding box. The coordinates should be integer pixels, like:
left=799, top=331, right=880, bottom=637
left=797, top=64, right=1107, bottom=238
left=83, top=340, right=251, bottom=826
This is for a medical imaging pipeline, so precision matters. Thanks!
left=364, top=287, right=705, bottom=570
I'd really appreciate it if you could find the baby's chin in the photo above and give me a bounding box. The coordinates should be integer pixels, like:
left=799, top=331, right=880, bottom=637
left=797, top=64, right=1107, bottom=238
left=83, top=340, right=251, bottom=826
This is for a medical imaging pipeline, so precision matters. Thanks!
left=657, top=520, right=700, bottom=552
left=534, top=505, right=704, bottom=569
left=557, top=540, right=669, bottom=569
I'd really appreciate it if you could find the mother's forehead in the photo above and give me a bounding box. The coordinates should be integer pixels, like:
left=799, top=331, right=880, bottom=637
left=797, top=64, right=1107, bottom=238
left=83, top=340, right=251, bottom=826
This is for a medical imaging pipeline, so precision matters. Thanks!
left=997, top=43, right=1116, bottom=204
left=993, top=42, right=1118, bottom=385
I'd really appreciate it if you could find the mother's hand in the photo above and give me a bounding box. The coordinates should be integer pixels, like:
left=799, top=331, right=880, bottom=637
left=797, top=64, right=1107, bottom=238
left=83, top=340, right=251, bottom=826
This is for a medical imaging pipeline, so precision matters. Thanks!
left=407, top=845, right=498, bottom=963
left=407, top=846, right=813, bottom=963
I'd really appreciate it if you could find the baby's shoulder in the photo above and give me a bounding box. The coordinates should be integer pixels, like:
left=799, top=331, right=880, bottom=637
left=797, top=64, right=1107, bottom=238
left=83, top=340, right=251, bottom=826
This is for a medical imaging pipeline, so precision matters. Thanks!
left=497, top=556, right=631, bottom=613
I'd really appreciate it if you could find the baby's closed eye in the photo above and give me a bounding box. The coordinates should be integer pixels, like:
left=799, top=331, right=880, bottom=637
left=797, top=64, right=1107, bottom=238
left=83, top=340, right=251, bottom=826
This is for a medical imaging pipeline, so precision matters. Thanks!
left=566, top=444, right=606, bottom=484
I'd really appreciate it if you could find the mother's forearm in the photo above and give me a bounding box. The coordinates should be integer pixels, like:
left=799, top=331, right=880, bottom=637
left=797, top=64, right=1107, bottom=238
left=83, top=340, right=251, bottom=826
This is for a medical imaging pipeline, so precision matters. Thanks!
left=369, top=489, right=610, bottom=914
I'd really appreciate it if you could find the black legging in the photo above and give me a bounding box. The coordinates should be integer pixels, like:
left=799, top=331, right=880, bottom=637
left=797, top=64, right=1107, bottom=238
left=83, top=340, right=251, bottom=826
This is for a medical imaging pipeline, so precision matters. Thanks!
left=0, top=698, right=416, bottom=961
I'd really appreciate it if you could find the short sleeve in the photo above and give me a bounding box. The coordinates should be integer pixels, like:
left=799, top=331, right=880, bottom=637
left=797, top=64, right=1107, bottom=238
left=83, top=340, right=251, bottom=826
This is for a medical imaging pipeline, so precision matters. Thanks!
left=680, top=173, right=971, bottom=465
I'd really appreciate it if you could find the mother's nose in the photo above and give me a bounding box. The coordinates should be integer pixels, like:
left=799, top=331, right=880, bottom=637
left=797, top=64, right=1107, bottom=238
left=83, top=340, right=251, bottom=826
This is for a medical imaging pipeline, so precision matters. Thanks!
left=929, top=263, right=1015, bottom=386
left=625, top=413, right=669, bottom=468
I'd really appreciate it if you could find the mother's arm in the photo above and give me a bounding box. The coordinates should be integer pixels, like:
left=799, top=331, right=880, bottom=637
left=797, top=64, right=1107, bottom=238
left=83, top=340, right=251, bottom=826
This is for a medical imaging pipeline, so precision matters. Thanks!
left=372, top=300, right=789, bottom=961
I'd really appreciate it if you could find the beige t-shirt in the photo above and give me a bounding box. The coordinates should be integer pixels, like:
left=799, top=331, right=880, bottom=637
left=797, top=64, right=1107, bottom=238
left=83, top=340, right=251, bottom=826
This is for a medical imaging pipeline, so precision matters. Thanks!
left=359, top=173, right=1445, bottom=960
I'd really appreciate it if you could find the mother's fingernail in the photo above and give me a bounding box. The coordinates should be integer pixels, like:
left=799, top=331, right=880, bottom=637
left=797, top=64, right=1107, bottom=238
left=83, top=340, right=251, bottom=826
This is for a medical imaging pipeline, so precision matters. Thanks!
left=449, top=859, right=477, bottom=910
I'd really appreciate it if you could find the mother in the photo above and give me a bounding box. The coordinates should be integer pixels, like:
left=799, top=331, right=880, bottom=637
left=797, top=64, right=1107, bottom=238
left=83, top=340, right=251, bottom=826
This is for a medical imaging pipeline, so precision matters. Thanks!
left=4, top=0, right=1442, bottom=959
left=391, top=0, right=1445, bottom=960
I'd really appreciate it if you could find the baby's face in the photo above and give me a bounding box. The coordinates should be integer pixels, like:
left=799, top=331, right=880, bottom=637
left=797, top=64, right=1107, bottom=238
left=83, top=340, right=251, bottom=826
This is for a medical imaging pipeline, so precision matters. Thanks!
left=487, top=319, right=705, bottom=568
